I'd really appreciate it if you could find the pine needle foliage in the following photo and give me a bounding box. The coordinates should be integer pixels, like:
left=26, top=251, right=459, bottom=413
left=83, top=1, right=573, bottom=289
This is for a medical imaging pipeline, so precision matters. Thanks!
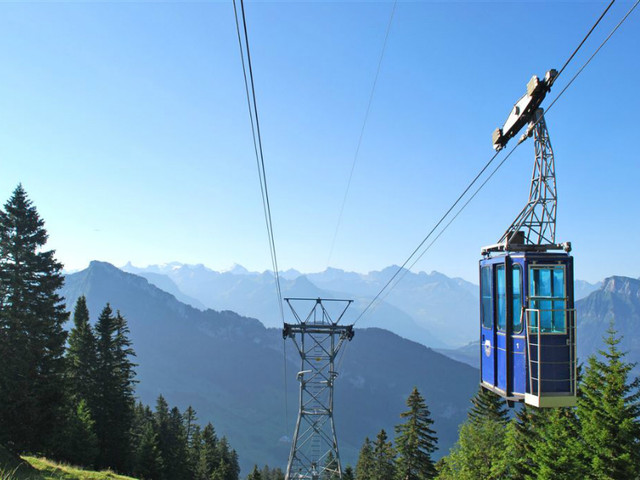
left=467, top=388, right=509, bottom=426
left=578, top=323, right=640, bottom=479
left=371, top=429, right=395, bottom=480
left=0, top=185, right=69, bottom=454
left=394, top=387, right=438, bottom=480
left=355, top=438, right=373, bottom=480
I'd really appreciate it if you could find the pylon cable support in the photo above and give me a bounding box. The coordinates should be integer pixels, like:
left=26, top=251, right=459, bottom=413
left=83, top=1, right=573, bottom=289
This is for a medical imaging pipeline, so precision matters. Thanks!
left=326, top=0, right=398, bottom=269
left=354, top=0, right=638, bottom=325
left=232, top=0, right=285, bottom=324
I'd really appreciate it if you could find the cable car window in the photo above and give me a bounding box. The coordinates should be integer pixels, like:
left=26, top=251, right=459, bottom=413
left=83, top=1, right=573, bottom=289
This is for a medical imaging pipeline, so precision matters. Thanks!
left=481, top=267, right=492, bottom=328
left=529, top=266, right=566, bottom=333
left=512, top=265, right=523, bottom=333
left=496, top=265, right=506, bottom=332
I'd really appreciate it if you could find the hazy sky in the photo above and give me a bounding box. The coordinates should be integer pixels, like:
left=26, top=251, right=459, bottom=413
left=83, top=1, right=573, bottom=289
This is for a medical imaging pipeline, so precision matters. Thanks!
left=0, top=1, right=638, bottom=283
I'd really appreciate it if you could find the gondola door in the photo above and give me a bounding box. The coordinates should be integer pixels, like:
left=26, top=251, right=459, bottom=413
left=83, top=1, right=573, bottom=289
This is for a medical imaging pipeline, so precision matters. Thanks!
left=495, top=263, right=508, bottom=394
left=480, top=265, right=495, bottom=388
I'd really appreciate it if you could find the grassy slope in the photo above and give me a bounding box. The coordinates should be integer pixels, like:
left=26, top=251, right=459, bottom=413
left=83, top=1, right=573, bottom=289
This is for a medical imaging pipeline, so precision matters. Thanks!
left=22, top=458, right=138, bottom=480
left=0, top=450, right=138, bottom=480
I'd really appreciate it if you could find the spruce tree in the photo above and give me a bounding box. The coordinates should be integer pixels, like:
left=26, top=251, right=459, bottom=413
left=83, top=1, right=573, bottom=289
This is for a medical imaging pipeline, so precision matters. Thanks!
left=490, top=405, right=545, bottom=479
left=372, top=429, right=395, bottom=480
left=394, top=387, right=437, bottom=480
left=0, top=185, right=69, bottom=453
left=533, top=407, right=586, bottom=480
left=436, top=418, right=506, bottom=480
left=93, top=304, right=137, bottom=472
left=578, top=324, right=640, bottom=479
left=355, top=437, right=374, bottom=480
left=195, top=423, right=218, bottom=479
left=66, top=296, right=98, bottom=409
left=134, top=422, right=164, bottom=480
left=467, top=387, right=509, bottom=426
left=343, top=466, right=355, bottom=480
left=247, top=466, right=262, bottom=480
left=58, top=399, right=99, bottom=467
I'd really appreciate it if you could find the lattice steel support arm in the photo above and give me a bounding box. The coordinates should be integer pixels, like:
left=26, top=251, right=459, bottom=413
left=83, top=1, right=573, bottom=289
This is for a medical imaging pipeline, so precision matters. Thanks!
left=483, top=109, right=570, bottom=254
left=283, top=298, right=354, bottom=480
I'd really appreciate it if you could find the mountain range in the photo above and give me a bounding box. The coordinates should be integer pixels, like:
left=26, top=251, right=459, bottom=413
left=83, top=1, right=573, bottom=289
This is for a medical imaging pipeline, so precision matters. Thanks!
left=61, top=261, right=479, bottom=474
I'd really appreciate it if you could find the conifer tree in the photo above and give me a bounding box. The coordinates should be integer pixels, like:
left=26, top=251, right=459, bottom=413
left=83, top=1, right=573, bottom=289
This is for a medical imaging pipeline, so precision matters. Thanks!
left=93, top=304, right=137, bottom=472
left=372, top=429, right=396, bottom=480
left=533, top=407, right=586, bottom=480
left=0, top=185, right=69, bottom=453
left=342, top=466, right=355, bottom=480
left=134, top=422, right=164, bottom=480
left=58, top=399, right=100, bottom=467
left=216, top=437, right=240, bottom=480
left=67, top=296, right=98, bottom=409
left=578, top=324, right=640, bottom=479
left=467, top=387, right=509, bottom=426
left=489, top=405, right=544, bottom=479
left=195, top=423, right=218, bottom=479
left=247, top=466, right=262, bottom=480
left=394, top=387, right=438, bottom=480
left=355, top=437, right=374, bottom=480
left=435, top=417, right=506, bottom=480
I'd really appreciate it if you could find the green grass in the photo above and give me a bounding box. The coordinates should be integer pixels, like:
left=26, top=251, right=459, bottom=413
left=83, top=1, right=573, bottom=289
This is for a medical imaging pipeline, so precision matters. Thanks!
left=0, top=448, right=138, bottom=480
left=21, top=458, right=138, bottom=480
left=0, top=445, right=41, bottom=480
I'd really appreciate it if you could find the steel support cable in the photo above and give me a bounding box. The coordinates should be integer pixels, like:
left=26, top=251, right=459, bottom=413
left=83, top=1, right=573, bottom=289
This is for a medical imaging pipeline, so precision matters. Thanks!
left=353, top=149, right=501, bottom=325
left=232, top=0, right=285, bottom=323
left=326, top=0, right=399, bottom=268
left=353, top=0, right=638, bottom=325
left=232, top=0, right=288, bottom=434
left=554, top=0, right=616, bottom=81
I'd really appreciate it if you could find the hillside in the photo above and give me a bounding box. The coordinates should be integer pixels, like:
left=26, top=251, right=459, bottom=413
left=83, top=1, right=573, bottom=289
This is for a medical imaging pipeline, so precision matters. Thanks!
left=61, top=261, right=478, bottom=473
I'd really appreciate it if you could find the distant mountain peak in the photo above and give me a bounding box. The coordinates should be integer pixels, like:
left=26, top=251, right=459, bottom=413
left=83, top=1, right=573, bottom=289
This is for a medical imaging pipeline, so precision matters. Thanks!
left=602, top=276, right=640, bottom=296
left=224, top=263, right=250, bottom=275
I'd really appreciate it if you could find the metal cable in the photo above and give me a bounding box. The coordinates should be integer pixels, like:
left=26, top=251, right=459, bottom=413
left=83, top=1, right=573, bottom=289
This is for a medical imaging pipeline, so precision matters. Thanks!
left=354, top=0, right=637, bottom=325
left=232, top=0, right=285, bottom=324
left=554, top=0, right=616, bottom=82
left=326, top=0, right=399, bottom=268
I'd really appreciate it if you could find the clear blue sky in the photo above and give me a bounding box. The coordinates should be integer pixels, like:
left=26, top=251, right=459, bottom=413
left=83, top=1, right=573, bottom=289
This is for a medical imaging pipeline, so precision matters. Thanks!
left=0, top=0, right=638, bottom=283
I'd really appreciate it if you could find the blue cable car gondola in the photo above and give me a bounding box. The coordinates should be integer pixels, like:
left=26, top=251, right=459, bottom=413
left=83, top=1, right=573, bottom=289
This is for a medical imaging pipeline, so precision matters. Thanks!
left=479, top=249, right=577, bottom=407
left=480, top=70, right=577, bottom=407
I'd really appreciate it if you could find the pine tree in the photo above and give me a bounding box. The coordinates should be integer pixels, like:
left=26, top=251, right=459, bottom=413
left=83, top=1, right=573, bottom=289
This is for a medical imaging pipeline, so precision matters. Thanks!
left=247, top=465, right=262, bottom=480
left=134, top=422, right=164, bottom=480
left=578, top=323, right=640, bottom=479
left=372, top=429, right=395, bottom=480
left=490, top=405, right=545, bottom=479
left=66, top=296, right=98, bottom=409
left=216, top=437, right=240, bottom=480
left=355, top=437, right=374, bottom=480
left=0, top=185, right=69, bottom=453
left=57, top=399, right=99, bottom=467
left=467, top=387, right=509, bottom=426
left=195, top=423, right=218, bottom=479
left=436, top=417, right=506, bottom=480
left=343, top=466, right=355, bottom=480
left=93, top=304, right=137, bottom=472
left=533, top=407, right=586, bottom=480
left=394, top=387, right=438, bottom=480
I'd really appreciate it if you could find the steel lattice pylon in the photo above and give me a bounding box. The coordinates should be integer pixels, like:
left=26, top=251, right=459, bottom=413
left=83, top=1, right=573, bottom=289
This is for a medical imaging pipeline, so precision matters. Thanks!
left=500, top=108, right=557, bottom=247
left=484, top=108, right=570, bottom=254
left=283, top=298, right=354, bottom=480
